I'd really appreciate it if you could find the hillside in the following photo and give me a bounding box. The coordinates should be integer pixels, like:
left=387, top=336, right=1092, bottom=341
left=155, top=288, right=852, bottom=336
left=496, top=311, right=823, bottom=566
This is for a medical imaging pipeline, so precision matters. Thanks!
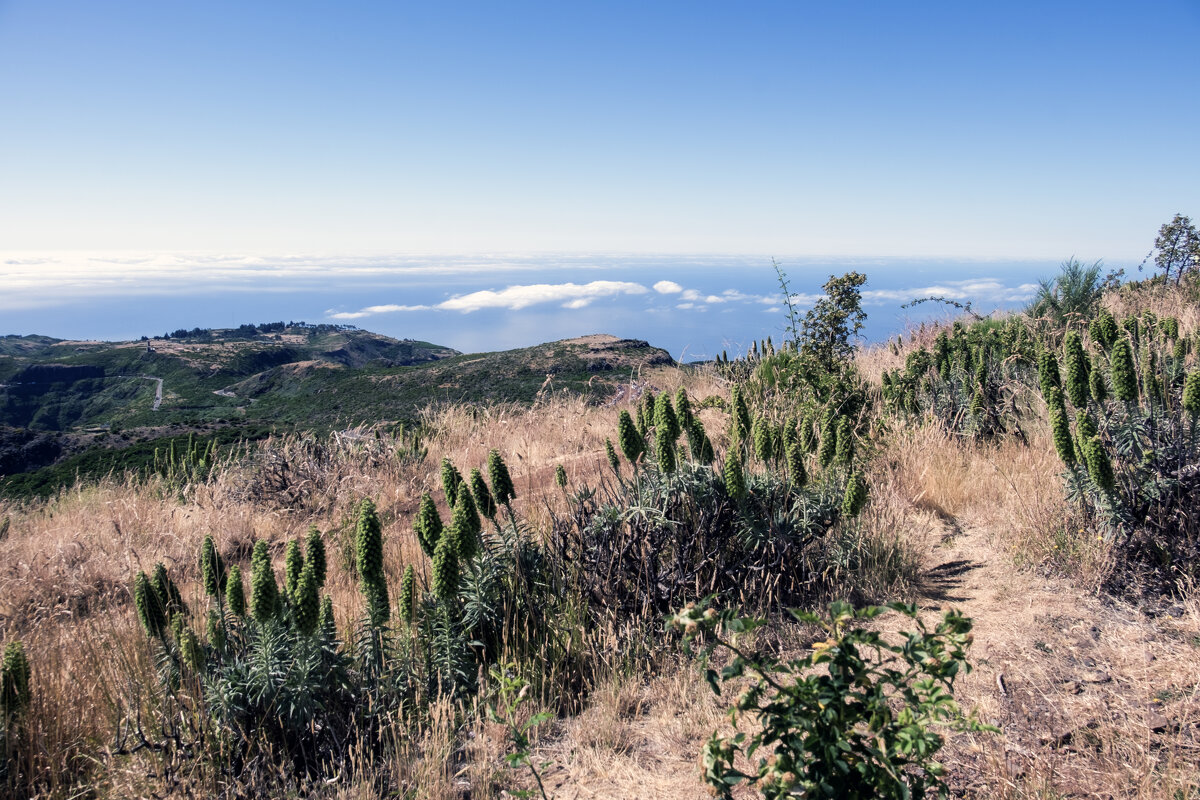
left=0, top=330, right=672, bottom=497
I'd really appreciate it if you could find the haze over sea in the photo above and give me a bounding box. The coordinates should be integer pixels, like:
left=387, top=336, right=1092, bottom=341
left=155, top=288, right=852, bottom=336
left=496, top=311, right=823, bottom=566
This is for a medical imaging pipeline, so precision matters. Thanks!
left=1, top=253, right=1052, bottom=361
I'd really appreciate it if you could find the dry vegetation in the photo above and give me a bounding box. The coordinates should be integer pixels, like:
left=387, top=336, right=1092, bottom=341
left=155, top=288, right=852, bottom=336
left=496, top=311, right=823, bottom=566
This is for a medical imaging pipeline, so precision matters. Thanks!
left=3, top=282, right=1200, bottom=799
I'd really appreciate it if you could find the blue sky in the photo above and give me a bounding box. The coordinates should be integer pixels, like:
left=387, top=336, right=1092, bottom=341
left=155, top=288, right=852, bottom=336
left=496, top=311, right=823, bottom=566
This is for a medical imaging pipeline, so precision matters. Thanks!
left=0, top=2, right=1197, bottom=351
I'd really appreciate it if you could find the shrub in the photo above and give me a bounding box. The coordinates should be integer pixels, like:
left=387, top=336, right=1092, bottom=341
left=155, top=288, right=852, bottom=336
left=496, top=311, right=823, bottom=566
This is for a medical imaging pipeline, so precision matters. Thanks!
left=675, top=600, right=987, bottom=800
left=1, top=642, right=30, bottom=719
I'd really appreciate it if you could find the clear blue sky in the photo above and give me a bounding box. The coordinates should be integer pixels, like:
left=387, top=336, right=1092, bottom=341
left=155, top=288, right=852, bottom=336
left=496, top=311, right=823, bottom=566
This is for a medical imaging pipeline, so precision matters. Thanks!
left=1, top=1, right=1196, bottom=260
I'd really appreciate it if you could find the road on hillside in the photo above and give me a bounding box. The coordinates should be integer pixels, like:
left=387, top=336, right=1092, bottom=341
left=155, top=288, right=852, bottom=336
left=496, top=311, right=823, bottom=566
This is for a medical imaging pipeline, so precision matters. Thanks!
left=145, top=376, right=163, bottom=410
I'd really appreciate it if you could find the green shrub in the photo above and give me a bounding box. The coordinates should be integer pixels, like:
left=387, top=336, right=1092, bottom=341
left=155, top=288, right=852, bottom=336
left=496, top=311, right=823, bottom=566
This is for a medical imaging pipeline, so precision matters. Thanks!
left=675, top=600, right=987, bottom=800
left=1, top=641, right=31, bottom=719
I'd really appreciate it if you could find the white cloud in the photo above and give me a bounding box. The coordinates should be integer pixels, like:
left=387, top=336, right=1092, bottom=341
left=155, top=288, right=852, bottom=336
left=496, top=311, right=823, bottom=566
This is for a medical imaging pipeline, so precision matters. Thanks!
left=438, top=280, right=648, bottom=312
left=653, top=280, right=683, bottom=294
left=862, top=279, right=1038, bottom=306
left=328, top=303, right=430, bottom=319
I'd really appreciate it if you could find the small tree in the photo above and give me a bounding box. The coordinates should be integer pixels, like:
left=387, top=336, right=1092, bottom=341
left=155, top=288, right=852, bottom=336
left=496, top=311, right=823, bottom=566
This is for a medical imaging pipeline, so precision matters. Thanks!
left=1145, top=213, right=1200, bottom=286
left=798, top=272, right=867, bottom=371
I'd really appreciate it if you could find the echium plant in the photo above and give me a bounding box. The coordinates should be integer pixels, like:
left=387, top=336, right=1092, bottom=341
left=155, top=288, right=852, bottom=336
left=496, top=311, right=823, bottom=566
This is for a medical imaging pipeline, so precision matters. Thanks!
left=751, top=414, right=772, bottom=464
left=451, top=483, right=482, bottom=561
left=835, top=416, right=854, bottom=465
left=355, top=499, right=389, bottom=628
left=226, top=565, right=246, bottom=617
left=398, top=564, right=416, bottom=624
left=250, top=540, right=278, bottom=624
left=470, top=467, right=497, bottom=520
left=1110, top=337, right=1138, bottom=403
left=200, top=534, right=225, bottom=599
left=305, top=525, right=327, bottom=590
left=441, top=457, right=464, bottom=507
left=414, top=492, right=444, bottom=558
left=1063, top=331, right=1091, bottom=409
left=817, top=412, right=838, bottom=469
left=842, top=471, right=868, bottom=517
left=487, top=449, right=517, bottom=510
left=1, top=642, right=31, bottom=719
left=617, top=409, right=644, bottom=465
left=432, top=525, right=460, bottom=604
left=284, top=540, right=304, bottom=600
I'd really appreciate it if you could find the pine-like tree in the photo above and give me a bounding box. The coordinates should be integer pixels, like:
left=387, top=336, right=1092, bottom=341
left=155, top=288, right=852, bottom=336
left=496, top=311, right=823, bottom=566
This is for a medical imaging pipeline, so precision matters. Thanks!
left=1111, top=338, right=1138, bottom=402
left=414, top=492, right=444, bottom=558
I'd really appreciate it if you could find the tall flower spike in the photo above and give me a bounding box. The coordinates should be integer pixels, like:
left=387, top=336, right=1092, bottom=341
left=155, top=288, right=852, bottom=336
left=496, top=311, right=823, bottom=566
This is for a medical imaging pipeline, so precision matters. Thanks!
left=250, top=540, right=279, bottom=624
left=284, top=540, right=304, bottom=601
left=842, top=472, right=868, bottom=518
left=554, top=464, right=568, bottom=489
left=674, top=387, right=693, bottom=429
left=355, top=499, right=389, bottom=628
left=1083, top=436, right=1115, bottom=494
left=441, top=458, right=464, bottom=507
left=1089, top=366, right=1108, bottom=405
left=305, top=525, right=327, bottom=589
left=200, top=534, right=225, bottom=599
left=1110, top=338, right=1138, bottom=402
left=617, top=409, right=643, bottom=464
left=398, top=564, right=416, bottom=624
left=1038, top=350, right=1063, bottom=401
left=656, top=423, right=677, bottom=474
left=605, top=437, right=622, bottom=475
left=293, top=562, right=320, bottom=635
left=655, top=393, right=681, bottom=442
left=817, top=413, right=837, bottom=469
left=206, top=607, right=225, bottom=652
left=1063, top=331, right=1091, bottom=409
left=226, top=565, right=246, bottom=617
left=799, top=411, right=816, bottom=453
left=179, top=626, right=203, bottom=673
left=1142, top=346, right=1163, bottom=406
left=414, top=492, right=443, bottom=558
left=723, top=451, right=745, bottom=501
left=750, top=415, right=771, bottom=463
left=731, top=386, right=752, bottom=443
left=1183, top=371, right=1200, bottom=418
left=786, top=441, right=807, bottom=488
left=487, top=449, right=516, bottom=506
left=469, top=467, right=497, bottom=519
left=151, top=562, right=186, bottom=621
left=134, top=570, right=167, bottom=638
left=432, top=526, right=459, bottom=603
left=1049, top=401, right=1076, bottom=468
left=835, top=416, right=854, bottom=465
left=452, top=483, right=482, bottom=561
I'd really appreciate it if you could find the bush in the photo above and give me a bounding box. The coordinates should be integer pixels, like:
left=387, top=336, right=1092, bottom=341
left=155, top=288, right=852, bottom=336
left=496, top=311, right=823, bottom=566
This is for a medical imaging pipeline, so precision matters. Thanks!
left=674, top=600, right=988, bottom=800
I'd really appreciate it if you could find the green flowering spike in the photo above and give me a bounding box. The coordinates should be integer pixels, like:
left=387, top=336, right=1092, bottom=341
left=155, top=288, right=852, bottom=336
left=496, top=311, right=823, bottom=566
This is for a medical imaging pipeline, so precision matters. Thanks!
left=730, top=386, right=752, bottom=443
left=318, top=595, right=336, bottom=638
left=1110, top=338, right=1138, bottom=402
left=700, top=432, right=715, bottom=465
left=414, top=492, right=443, bottom=558
left=1090, top=310, right=1118, bottom=349
left=604, top=437, right=622, bottom=475
left=226, top=565, right=245, bottom=617
left=653, top=393, right=679, bottom=441
left=554, top=464, right=568, bottom=489
left=1161, top=316, right=1179, bottom=341
left=487, top=449, right=516, bottom=506
left=785, top=441, right=807, bottom=488
left=723, top=452, right=745, bottom=501
left=1174, top=337, right=1189, bottom=362
left=206, top=608, right=225, bottom=652
left=835, top=416, right=854, bottom=465
left=398, top=564, right=416, bottom=624
left=1123, top=315, right=1140, bottom=344
left=818, top=413, right=838, bottom=469
left=638, top=390, right=655, bottom=437
left=1063, top=331, right=1091, bottom=409
left=134, top=570, right=167, bottom=638
left=686, top=419, right=706, bottom=463
left=1142, top=346, right=1163, bottom=405
left=284, top=540, right=304, bottom=601
left=356, top=499, right=390, bottom=627
left=656, top=425, right=677, bottom=474
left=934, top=331, right=952, bottom=380
left=842, top=471, right=868, bottom=518
left=179, top=626, right=202, bottom=673
left=674, top=387, right=693, bottom=429
left=293, top=562, right=320, bottom=635
left=1083, top=436, right=1115, bottom=494
left=469, top=467, right=497, bottom=519
left=1142, top=311, right=1158, bottom=336
left=1038, top=350, right=1062, bottom=401
left=1049, top=402, right=1075, bottom=468
left=441, top=458, right=464, bottom=507
left=1089, top=366, right=1108, bottom=405
left=1075, top=411, right=1098, bottom=449
left=1184, top=371, right=1200, bottom=418
left=432, top=526, right=460, bottom=603
left=200, top=535, right=225, bottom=599
left=151, top=562, right=186, bottom=621
left=250, top=540, right=278, bottom=624
left=799, top=411, right=816, bottom=453
left=617, top=409, right=643, bottom=465
left=304, top=525, right=327, bottom=589
left=751, top=415, right=772, bottom=463
left=969, top=388, right=985, bottom=417
left=782, top=416, right=799, bottom=449
left=451, top=484, right=481, bottom=562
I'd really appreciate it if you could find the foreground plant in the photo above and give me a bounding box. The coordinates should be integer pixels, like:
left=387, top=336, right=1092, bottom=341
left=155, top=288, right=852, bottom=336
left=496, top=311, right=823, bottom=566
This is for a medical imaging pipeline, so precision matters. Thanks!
left=674, top=599, right=989, bottom=800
